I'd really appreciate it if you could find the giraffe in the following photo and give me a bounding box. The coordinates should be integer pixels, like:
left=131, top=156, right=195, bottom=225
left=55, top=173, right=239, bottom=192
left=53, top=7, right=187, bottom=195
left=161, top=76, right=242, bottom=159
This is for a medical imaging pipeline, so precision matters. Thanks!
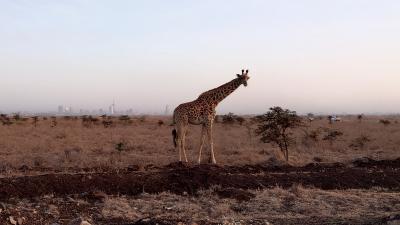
left=172, top=69, right=250, bottom=164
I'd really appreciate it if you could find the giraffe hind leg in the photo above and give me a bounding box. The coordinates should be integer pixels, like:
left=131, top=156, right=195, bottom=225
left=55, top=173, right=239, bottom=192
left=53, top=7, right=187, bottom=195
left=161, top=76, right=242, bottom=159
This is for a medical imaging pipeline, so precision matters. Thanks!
left=206, top=121, right=216, bottom=164
left=181, top=126, right=188, bottom=162
left=176, top=124, right=188, bottom=162
left=198, top=125, right=206, bottom=164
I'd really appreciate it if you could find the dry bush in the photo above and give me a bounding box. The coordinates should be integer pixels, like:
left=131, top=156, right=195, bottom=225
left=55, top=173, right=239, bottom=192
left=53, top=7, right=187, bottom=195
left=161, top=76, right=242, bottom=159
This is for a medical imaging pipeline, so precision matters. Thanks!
left=322, top=129, right=343, bottom=143
left=222, top=113, right=236, bottom=124
left=102, top=119, right=114, bottom=128
left=119, top=115, right=132, bottom=125
left=301, top=128, right=321, bottom=147
left=349, top=135, right=371, bottom=150
left=236, top=116, right=245, bottom=125
left=379, top=119, right=391, bottom=126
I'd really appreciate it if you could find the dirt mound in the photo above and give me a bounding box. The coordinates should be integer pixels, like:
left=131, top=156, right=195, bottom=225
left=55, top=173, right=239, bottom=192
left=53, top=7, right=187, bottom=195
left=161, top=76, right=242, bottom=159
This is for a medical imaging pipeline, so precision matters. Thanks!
left=352, top=157, right=400, bottom=168
left=0, top=159, right=399, bottom=201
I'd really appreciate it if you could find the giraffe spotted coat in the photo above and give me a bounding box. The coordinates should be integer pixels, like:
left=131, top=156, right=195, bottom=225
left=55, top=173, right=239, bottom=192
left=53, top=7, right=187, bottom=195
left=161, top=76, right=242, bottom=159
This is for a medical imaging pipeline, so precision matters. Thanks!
left=172, top=69, right=250, bottom=164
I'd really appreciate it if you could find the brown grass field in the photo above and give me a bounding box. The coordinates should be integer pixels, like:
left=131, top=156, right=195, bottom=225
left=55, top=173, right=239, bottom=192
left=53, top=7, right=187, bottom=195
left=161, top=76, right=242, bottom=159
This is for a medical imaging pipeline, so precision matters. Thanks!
left=0, top=114, right=399, bottom=225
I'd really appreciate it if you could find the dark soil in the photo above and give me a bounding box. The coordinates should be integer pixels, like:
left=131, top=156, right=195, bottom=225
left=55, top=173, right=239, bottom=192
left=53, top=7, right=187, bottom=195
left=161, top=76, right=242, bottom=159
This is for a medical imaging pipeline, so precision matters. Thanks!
left=0, top=158, right=399, bottom=201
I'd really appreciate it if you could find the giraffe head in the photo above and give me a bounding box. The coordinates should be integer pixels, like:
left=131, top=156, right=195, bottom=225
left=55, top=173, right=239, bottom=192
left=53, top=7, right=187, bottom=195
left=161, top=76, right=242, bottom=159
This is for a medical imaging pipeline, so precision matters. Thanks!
left=236, top=69, right=250, bottom=87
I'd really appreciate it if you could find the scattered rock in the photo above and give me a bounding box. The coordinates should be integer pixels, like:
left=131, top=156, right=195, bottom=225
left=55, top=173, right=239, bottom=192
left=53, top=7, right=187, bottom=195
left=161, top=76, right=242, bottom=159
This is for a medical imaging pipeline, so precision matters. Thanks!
left=9, top=216, right=17, bottom=225
left=68, top=217, right=92, bottom=225
left=17, top=217, right=24, bottom=225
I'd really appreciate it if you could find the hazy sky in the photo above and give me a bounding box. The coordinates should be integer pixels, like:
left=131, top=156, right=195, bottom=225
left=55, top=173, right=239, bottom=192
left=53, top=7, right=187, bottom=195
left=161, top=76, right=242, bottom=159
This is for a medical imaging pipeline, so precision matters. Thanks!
left=1, top=0, right=399, bottom=114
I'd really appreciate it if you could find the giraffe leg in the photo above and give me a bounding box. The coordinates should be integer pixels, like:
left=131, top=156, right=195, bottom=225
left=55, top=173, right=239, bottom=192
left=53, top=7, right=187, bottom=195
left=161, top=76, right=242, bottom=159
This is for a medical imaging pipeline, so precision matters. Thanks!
left=206, top=121, right=216, bottom=164
left=198, top=125, right=206, bottom=164
left=182, top=126, right=188, bottom=162
left=176, top=125, right=184, bottom=162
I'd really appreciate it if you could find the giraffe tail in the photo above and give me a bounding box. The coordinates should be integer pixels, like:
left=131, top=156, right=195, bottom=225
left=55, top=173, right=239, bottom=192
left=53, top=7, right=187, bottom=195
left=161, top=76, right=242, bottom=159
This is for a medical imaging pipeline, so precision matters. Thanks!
left=172, top=129, right=177, bottom=147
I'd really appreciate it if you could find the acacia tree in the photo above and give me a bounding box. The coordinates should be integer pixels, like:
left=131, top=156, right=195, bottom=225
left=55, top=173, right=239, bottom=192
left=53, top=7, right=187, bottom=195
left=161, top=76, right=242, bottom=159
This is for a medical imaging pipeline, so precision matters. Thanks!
left=254, top=106, right=303, bottom=162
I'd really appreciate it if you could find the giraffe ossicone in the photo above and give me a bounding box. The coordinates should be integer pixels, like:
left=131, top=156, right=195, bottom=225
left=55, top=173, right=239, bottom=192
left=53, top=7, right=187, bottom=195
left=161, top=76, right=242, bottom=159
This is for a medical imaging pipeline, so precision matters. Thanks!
left=172, top=69, right=250, bottom=164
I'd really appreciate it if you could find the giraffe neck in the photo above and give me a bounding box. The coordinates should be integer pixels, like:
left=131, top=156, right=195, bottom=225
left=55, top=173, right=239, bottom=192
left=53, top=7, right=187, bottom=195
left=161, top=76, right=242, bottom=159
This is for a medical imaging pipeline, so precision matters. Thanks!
left=198, top=78, right=242, bottom=105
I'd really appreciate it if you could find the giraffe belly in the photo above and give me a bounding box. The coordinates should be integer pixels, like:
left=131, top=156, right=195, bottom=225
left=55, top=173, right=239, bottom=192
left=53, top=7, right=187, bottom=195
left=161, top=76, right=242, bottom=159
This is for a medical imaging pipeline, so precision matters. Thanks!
left=188, top=118, right=204, bottom=125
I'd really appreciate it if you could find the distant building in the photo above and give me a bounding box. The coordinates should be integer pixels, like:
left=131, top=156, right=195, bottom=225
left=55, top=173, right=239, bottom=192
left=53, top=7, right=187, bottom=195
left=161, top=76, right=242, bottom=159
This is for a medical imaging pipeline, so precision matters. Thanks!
left=58, top=105, right=64, bottom=114
left=109, top=101, right=115, bottom=115
left=165, top=105, right=170, bottom=115
left=126, top=108, right=133, bottom=115
left=65, top=106, right=73, bottom=114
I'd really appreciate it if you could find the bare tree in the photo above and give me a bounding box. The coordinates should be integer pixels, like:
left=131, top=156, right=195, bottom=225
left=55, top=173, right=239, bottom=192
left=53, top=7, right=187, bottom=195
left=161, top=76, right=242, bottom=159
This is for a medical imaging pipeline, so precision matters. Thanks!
left=254, top=106, right=303, bottom=162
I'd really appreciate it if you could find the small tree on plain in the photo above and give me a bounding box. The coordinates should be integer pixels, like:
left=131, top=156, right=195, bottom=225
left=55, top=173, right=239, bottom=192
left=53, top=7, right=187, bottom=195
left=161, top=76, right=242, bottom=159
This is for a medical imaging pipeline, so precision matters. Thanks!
left=357, top=114, right=363, bottom=123
left=222, top=112, right=236, bottom=124
left=32, top=116, right=39, bottom=127
left=254, top=106, right=303, bottom=162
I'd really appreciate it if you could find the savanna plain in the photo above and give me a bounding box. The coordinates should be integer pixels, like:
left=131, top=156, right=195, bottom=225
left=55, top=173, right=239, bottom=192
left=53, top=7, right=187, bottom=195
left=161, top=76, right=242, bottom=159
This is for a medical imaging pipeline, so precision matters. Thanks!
left=0, top=114, right=399, bottom=225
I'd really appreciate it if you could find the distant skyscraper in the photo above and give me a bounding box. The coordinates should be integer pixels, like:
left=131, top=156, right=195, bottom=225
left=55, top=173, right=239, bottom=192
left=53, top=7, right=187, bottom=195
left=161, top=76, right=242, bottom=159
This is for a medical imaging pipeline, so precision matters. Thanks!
left=58, top=105, right=64, bottom=114
left=109, top=100, right=115, bottom=115
left=164, top=105, right=170, bottom=115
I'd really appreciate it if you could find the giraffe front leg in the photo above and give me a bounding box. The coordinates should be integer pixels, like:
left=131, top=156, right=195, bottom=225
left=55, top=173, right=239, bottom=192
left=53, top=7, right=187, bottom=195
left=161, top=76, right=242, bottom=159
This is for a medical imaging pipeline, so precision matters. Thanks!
left=206, top=122, right=217, bottom=164
left=176, top=126, right=183, bottom=162
left=178, top=138, right=182, bottom=162
left=182, top=129, right=188, bottom=163
left=198, top=125, right=206, bottom=164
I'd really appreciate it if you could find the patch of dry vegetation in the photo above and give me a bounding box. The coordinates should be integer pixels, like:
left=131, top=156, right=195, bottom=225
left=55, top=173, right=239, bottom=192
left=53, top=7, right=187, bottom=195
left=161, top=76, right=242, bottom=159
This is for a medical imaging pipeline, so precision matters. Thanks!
left=97, top=187, right=400, bottom=223
left=3, top=186, right=397, bottom=224
left=0, top=115, right=399, bottom=173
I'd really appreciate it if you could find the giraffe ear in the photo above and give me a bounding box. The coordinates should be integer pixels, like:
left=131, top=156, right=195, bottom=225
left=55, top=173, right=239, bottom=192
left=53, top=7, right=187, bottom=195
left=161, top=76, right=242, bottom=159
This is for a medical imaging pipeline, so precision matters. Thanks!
left=237, top=74, right=241, bottom=78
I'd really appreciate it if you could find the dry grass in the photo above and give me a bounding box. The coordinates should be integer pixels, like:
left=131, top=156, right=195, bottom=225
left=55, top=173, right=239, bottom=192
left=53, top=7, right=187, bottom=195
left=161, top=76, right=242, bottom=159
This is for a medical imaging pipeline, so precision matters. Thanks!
left=5, top=186, right=396, bottom=224
left=0, top=115, right=399, bottom=171
left=98, top=186, right=400, bottom=223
